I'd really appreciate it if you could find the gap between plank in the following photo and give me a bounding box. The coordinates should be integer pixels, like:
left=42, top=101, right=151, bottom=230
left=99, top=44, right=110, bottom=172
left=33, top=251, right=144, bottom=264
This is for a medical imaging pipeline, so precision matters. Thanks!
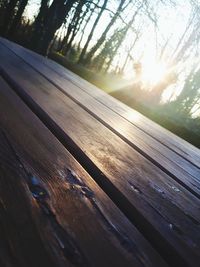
left=0, top=42, right=199, bottom=199
left=1, top=38, right=199, bottom=170
left=0, top=69, right=189, bottom=267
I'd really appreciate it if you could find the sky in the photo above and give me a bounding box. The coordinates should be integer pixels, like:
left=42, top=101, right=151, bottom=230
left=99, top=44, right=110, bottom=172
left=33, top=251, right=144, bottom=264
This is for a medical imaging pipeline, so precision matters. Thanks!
left=25, top=0, right=40, bottom=19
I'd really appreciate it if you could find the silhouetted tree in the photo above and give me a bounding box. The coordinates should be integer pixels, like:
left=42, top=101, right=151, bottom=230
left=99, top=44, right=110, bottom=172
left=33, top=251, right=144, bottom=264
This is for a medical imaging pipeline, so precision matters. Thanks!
left=30, top=0, right=77, bottom=55
left=0, top=0, right=18, bottom=35
left=60, top=0, right=86, bottom=55
left=29, top=0, right=50, bottom=49
left=78, top=0, right=108, bottom=64
left=92, top=26, right=128, bottom=72
left=93, top=2, right=144, bottom=72
left=8, top=0, right=29, bottom=36
left=174, top=66, right=200, bottom=115
left=83, top=0, right=127, bottom=66
left=77, top=0, right=99, bottom=51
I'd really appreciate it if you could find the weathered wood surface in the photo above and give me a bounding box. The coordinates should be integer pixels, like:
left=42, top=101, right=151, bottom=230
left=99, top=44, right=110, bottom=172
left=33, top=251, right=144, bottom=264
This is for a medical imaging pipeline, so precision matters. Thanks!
left=1, top=38, right=199, bottom=170
left=0, top=39, right=199, bottom=200
left=0, top=41, right=200, bottom=267
left=0, top=77, right=168, bottom=267
left=0, top=38, right=200, bottom=267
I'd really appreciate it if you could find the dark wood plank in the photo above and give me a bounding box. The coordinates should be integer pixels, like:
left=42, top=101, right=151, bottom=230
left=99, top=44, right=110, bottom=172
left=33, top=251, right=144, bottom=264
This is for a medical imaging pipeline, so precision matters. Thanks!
left=0, top=47, right=200, bottom=267
left=0, top=131, right=66, bottom=267
left=1, top=37, right=199, bottom=169
left=0, top=77, right=168, bottom=267
left=0, top=39, right=199, bottom=198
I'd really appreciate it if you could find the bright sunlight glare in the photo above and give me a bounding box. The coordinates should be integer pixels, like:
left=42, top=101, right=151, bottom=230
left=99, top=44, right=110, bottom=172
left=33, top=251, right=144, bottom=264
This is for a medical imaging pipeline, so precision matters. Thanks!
left=124, top=60, right=168, bottom=87
left=141, top=61, right=167, bottom=86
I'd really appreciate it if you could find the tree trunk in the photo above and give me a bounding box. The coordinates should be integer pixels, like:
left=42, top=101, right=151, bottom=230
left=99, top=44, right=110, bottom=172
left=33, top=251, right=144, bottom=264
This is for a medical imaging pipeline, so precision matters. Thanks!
left=62, top=0, right=86, bottom=55
left=121, top=35, right=138, bottom=73
left=59, top=24, right=73, bottom=53
left=78, top=0, right=107, bottom=64
left=29, top=0, right=50, bottom=50
left=59, top=0, right=86, bottom=54
left=83, top=0, right=126, bottom=66
left=56, top=24, right=66, bottom=51
left=93, top=3, right=143, bottom=72
left=31, top=0, right=76, bottom=55
left=77, top=0, right=96, bottom=50
left=1, top=0, right=19, bottom=36
left=8, top=0, right=29, bottom=36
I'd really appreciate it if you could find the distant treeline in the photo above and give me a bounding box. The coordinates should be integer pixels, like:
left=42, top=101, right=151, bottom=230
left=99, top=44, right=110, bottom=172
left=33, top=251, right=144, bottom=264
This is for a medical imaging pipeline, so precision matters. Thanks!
left=0, top=0, right=144, bottom=70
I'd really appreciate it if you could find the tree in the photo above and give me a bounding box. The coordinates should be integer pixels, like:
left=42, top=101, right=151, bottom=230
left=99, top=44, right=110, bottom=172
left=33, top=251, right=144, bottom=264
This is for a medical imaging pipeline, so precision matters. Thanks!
left=0, top=0, right=19, bottom=35
left=82, top=0, right=127, bottom=66
left=59, top=0, right=86, bottom=55
left=29, top=0, right=50, bottom=50
left=121, top=32, right=140, bottom=74
left=78, top=0, right=108, bottom=64
left=8, top=0, right=29, bottom=36
left=92, top=1, right=144, bottom=72
left=77, top=0, right=99, bottom=51
left=92, top=26, right=128, bottom=72
left=173, top=66, right=200, bottom=116
left=30, top=0, right=77, bottom=55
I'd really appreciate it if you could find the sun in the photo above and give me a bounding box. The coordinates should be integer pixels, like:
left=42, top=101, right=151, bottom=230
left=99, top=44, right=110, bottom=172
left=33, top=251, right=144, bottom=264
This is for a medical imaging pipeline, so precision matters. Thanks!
left=141, top=60, right=167, bottom=86
left=123, top=59, right=168, bottom=86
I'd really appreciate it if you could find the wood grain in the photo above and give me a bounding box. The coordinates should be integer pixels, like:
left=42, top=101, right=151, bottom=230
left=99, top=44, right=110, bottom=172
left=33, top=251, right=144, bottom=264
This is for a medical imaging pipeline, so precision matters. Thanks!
left=0, top=38, right=199, bottom=200
left=0, top=77, right=171, bottom=267
left=0, top=46, right=200, bottom=266
left=1, top=37, right=199, bottom=170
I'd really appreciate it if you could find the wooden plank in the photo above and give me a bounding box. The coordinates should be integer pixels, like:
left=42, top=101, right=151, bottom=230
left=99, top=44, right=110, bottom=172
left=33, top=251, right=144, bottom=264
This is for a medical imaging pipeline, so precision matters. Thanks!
left=0, top=39, right=199, bottom=198
left=0, top=76, right=168, bottom=267
left=1, top=37, right=199, bottom=169
left=0, top=131, right=63, bottom=267
left=0, top=47, right=200, bottom=267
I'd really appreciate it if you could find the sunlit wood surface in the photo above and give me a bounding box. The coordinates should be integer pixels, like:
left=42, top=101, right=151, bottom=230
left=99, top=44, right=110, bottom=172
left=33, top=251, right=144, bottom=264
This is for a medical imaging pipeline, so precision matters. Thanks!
left=0, top=37, right=200, bottom=267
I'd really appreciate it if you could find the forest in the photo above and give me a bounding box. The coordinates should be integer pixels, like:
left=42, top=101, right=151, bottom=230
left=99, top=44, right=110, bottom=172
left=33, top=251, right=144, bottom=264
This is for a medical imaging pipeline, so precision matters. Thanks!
left=0, top=0, right=200, bottom=147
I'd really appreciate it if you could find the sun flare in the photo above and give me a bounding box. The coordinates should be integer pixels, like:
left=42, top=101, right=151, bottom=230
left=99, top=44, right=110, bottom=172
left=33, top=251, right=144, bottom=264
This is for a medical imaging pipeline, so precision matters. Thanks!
left=141, top=60, right=167, bottom=86
left=124, top=59, right=168, bottom=87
